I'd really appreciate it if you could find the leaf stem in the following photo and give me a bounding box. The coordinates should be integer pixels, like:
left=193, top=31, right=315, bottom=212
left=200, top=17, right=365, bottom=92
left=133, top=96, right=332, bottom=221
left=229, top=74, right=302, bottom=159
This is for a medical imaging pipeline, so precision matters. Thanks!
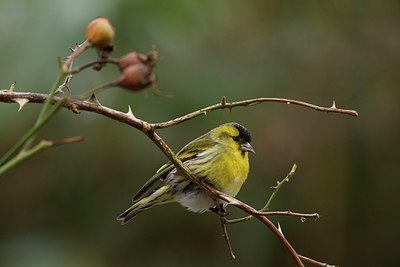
left=35, top=62, right=66, bottom=126
left=0, top=140, right=53, bottom=176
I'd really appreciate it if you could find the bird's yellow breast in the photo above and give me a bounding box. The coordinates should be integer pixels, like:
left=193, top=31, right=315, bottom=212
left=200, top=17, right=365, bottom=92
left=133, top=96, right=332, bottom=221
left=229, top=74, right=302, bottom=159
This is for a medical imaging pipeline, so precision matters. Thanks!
left=191, top=144, right=250, bottom=197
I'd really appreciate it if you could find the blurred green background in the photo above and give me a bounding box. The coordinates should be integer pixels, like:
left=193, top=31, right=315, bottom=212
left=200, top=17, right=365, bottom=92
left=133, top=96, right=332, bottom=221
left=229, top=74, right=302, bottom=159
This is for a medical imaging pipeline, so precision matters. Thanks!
left=1, top=1, right=399, bottom=266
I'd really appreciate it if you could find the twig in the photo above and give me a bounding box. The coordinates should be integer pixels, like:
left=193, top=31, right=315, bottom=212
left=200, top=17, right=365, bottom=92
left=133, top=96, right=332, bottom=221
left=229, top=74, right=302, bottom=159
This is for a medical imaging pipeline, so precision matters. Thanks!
left=228, top=163, right=297, bottom=224
left=261, top=163, right=297, bottom=212
left=0, top=92, right=358, bottom=130
left=0, top=92, right=147, bottom=129
left=152, top=97, right=358, bottom=129
left=0, top=140, right=53, bottom=175
left=220, top=216, right=235, bottom=260
left=299, top=254, right=337, bottom=267
left=0, top=135, right=84, bottom=176
left=64, top=40, right=91, bottom=68
left=215, top=205, right=236, bottom=260
left=35, top=59, right=66, bottom=125
left=202, top=184, right=304, bottom=266
left=58, top=41, right=91, bottom=94
left=51, top=136, right=86, bottom=146
left=69, top=58, right=119, bottom=74
left=260, top=211, right=320, bottom=221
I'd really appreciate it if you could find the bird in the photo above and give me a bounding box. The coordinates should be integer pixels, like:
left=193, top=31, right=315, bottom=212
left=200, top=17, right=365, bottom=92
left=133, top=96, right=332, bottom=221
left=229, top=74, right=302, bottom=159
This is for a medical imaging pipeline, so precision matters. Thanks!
left=117, top=122, right=255, bottom=224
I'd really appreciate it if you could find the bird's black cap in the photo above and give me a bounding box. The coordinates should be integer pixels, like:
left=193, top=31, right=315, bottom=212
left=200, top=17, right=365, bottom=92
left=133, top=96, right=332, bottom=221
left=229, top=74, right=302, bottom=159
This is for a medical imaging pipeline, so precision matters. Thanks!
left=233, top=123, right=252, bottom=143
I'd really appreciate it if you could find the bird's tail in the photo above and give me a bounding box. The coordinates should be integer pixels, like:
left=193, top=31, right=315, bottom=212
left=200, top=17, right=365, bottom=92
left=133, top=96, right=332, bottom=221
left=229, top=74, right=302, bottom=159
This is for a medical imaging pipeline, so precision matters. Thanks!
left=117, top=185, right=174, bottom=224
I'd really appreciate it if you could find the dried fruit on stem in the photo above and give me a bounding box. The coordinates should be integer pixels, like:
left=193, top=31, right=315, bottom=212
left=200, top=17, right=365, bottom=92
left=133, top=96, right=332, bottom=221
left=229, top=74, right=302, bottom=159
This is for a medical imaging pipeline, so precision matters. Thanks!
left=118, top=52, right=148, bottom=70
left=116, top=50, right=159, bottom=92
left=117, top=64, right=157, bottom=92
left=86, top=17, right=115, bottom=50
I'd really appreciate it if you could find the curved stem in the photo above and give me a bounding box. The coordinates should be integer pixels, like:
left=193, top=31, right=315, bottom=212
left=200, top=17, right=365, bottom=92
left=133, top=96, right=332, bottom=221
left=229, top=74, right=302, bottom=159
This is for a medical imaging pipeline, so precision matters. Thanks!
left=260, top=211, right=320, bottom=220
left=152, top=98, right=358, bottom=129
left=0, top=135, right=84, bottom=177
left=35, top=68, right=65, bottom=126
left=299, top=254, right=336, bottom=267
left=0, top=140, right=53, bottom=176
left=261, top=163, right=297, bottom=211
left=228, top=163, right=297, bottom=224
left=69, top=58, right=119, bottom=74
left=64, top=40, right=91, bottom=68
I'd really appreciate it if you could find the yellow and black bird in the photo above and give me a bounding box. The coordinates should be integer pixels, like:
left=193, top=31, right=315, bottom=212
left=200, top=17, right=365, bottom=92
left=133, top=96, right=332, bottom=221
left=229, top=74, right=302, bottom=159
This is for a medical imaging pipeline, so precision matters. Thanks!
left=117, top=122, right=255, bottom=224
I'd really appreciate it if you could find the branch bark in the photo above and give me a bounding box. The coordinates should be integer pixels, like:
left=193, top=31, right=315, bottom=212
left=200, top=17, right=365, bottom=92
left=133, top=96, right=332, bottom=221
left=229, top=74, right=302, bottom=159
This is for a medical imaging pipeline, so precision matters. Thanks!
left=153, top=97, right=358, bottom=129
left=0, top=91, right=358, bottom=129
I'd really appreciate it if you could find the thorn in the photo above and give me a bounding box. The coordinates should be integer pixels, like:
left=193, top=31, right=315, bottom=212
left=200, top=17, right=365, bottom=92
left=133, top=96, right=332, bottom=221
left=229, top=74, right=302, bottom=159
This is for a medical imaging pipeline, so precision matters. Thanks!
left=65, top=75, right=73, bottom=83
left=57, top=75, right=73, bottom=94
left=12, top=98, right=29, bottom=112
left=87, top=93, right=101, bottom=105
left=9, top=81, right=16, bottom=92
left=291, top=163, right=297, bottom=173
left=89, top=93, right=101, bottom=106
left=126, top=105, right=137, bottom=119
left=331, top=100, right=337, bottom=109
left=270, top=180, right=280, bottom=191
left=56, top=85, right=65, bottom=94
left=277, top=222, right=285, bottom=238
left=221, top=96, right=226, bottom=107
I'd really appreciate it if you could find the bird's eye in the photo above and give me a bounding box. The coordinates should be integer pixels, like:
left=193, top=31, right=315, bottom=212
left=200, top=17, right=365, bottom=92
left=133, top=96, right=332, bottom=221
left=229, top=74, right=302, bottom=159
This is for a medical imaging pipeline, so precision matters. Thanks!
left=232, top=136, right=239, bottom=142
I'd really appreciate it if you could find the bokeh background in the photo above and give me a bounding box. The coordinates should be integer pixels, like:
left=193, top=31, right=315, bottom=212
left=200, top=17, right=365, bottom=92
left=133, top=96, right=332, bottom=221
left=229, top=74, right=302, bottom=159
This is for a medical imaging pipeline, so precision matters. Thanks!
left=1, top=1, right=399, bottom=266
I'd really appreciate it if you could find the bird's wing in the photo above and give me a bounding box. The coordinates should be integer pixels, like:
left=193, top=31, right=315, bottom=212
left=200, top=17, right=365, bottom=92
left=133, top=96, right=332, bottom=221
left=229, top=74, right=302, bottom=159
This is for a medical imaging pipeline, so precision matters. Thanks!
left=131, top=163, right=174, bottom=202
left=131, top=135, right=216, bottom=202
left=176, top=134, right=216, bottom=160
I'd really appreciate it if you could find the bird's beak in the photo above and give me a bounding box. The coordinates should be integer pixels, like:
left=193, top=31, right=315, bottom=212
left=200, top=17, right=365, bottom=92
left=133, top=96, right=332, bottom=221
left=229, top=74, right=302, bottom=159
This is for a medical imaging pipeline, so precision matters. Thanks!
left=240, top=142, right=255, bottom=154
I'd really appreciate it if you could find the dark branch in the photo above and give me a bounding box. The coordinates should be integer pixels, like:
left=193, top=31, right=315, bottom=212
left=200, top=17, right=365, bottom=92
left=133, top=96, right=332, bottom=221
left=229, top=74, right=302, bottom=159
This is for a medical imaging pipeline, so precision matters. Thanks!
left=0, top=91, right=358, bottom=131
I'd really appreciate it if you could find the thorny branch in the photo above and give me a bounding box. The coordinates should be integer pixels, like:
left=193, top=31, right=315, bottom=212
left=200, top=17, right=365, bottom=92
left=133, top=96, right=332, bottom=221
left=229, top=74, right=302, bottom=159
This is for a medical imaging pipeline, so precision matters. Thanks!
left=153, top=97, right=358, bottom=129
left=0, top=91, right=358, bottom=127
left=261, top=211, right=320, bottom=220
left=0, top=90, right=347, bottom=266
